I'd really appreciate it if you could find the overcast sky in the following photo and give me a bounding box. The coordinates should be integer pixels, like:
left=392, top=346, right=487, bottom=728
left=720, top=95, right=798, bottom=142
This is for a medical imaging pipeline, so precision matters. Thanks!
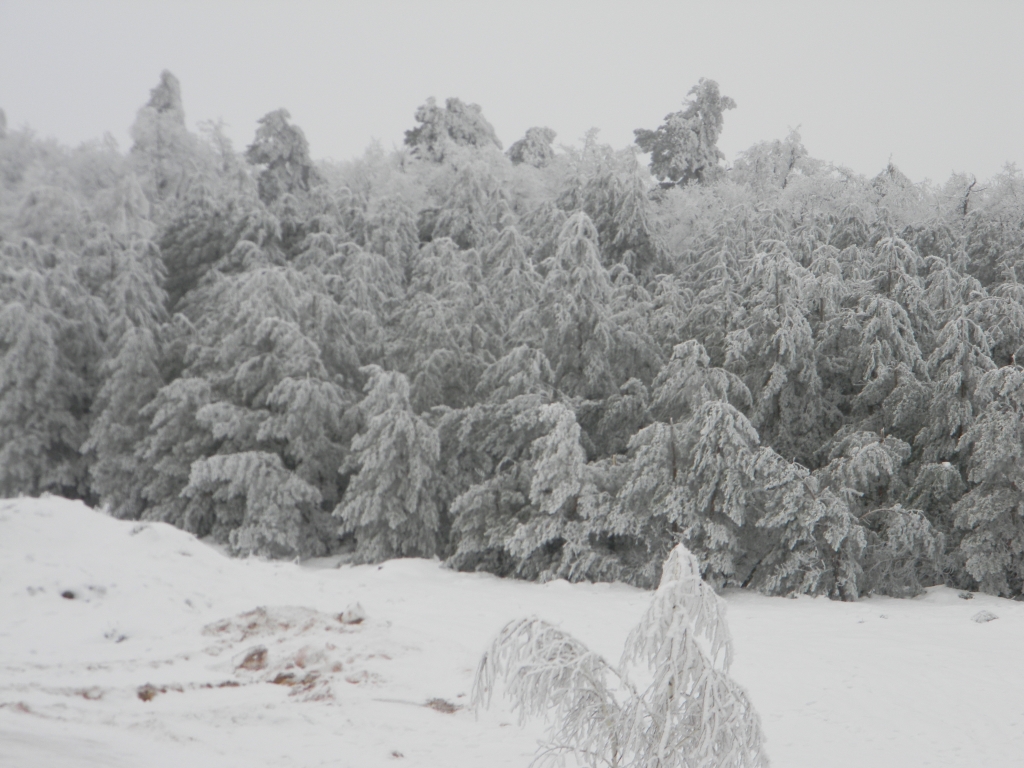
left=2, top=0, right=1022, bottom=184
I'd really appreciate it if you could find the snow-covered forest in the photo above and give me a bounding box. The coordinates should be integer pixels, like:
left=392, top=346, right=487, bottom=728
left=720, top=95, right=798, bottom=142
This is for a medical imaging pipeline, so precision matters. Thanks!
left=3, top=71, right=1024, bottom=600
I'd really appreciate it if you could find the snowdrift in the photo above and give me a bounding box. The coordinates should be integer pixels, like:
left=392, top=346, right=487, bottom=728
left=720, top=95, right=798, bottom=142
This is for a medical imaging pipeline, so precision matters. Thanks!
left=1, top=497, right=1022, bottom=767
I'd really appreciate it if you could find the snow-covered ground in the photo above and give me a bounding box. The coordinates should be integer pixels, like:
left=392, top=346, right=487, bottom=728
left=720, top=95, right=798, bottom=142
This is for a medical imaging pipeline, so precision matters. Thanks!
left=2, top=497, right=1022, bottom=767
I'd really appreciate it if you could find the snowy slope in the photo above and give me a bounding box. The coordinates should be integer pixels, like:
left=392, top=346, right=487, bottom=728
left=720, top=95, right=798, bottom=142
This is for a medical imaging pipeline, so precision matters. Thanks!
left=2, top=497, right=1022, bottom=767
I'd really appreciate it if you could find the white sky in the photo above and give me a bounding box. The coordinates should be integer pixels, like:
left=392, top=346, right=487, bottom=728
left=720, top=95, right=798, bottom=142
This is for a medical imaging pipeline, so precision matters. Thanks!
left=1, top=0, right=1022, bottom=184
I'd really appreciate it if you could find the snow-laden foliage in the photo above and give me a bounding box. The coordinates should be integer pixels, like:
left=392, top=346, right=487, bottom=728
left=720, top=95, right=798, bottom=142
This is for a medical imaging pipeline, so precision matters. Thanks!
left=404, top=97, right=502, bottom=162
left=0, top=243, right=105, bottom=499
left=953, top=366, right=1024, bottom=595
left=6, top=70, right=1024, bottom=597
left=650, top=340, right=750, bottom=424
left=528, top=403, right=586, bottom=516
left=83, top=326, right=164, bottom=519
left=474, top=544, right=768, bottom=768
left=245, top=109, right=322, bottom=204
left=634, top=78, right=736, bottom=186
left=507, top=126, right=557, bottom=169
left=751, top=449, right=864, bottom=599
left=184, top=450, right=329, bottom=558
left=334, top=366, right=442, bottom=561
left=860, top=505, right=945, bottom=597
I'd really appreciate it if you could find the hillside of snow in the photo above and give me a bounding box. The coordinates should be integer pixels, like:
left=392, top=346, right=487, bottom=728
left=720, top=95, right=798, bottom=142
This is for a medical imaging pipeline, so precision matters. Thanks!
left=2, top=496, right=1023, bottom=767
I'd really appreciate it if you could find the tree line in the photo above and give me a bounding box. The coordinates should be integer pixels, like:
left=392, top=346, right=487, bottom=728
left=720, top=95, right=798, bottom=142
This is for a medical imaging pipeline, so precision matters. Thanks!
left=3, top=72, right=1024, bottom=599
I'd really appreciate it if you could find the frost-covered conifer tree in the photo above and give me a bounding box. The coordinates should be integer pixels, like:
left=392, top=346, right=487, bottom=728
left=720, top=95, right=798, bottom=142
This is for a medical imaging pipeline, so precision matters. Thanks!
left=0, top=244, right=105, bottom=500
left=540, top=212, right=616, bottom=398
left=650, top=340, right=750, bottom=424
left=334, top=366, right=443, bottom=561
left=393, top=238, right=496, bottom=411
left=953, top=366, right=1024, bottom=595
left=526, top=403, right=587, bottom=517
left=245, top=109, right=322, bottom=204
left=507, top=126, right=557, bottom=168
left=475, top=543, right=769, bottom=768
left=484, top=226, right=542, bottom=336
left=614, top=399, right=761, bottom=587
left=502, top=402, right=598, bottom=579
left=135, top=377, right=216, bottom=528
left=403, top=97, right=502, bottom=162
left=811, top=431, right=945, bottom=596
left=333, top=246, right=402, bottom=364
left=130, top=71, right=210, bottom=209
left=444, top=394, right=551, bottom=574
left=135, top=262, right=354, bottom=554
left=432, top=162, right=505, bottom=250
left=367, top=195, right=419, bottom=286
left=183, top=451, right=327, bottom=557
left=916, top=312, right=995, bottom=463
left=634, top=78, right=736, bottom=186
left=749, top=448, right=864, bottom=598
left=736, top=246, right=826, bottom=465
left=846, top=295, right=925, bottom=438
left=84, top=327, right=164, bottom=519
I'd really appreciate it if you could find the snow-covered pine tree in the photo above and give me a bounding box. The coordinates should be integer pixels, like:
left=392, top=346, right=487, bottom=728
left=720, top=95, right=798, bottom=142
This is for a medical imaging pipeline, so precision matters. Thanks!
left=129, top=71, right=211, bottom=210
left=367, top=195, right=419, bottom=286
left=916, top=311, right=995, bottom=464
left=0, top=286, right=66, bottom=496
left=333, top=245, right=401, bottom=365
left=403, top=97, right=502, bottom=163
left=965, top=293, right=1024, bottom=369
left=613, top=398, right=763, bottom=587
left=83, top=326, right=164, bottom=519
left=183, top=450, right=328, bottom=558
left=605, top=267, right=663, bottom=392
left=731, top=129, right=809, bottom=195
left=540, top=212, right=616, bottom=399
left=847, top=295, right=926, bottom=438
left=474, top=543, right=769, bottom=768
left=577, top=377, right=650, bottom=458
left=739, top=245, right=827, bottom=465
left=484, top=226, right=542, bottom=337
left=650, top=340, right=751, bottom=424
left=817, top=431, right=910, bottom=505
left=869, top=235, right=932, bottom=352
left=502, top=402, right=595, bottom=579
left=859, top=504, right=945, bottom=597
left=810, top=430, right=946, bottom=595
left=953, top=365, right=1024, bottom=596
left=432, top=162, right=503, bottom=250
left=904, top=460, right=966, bottom=537
left=444, top=394, right=551, bottom=575
left=475, top=345, right=554, bottom=404
left=135, top=377, right=217, bottom=529
left=82, top=230, right=170, bottom=517
left=685, top=245, right=745, bottom=369
left=334, top=366, right=443, bottom=561
left=748, top=448, right=864, bottom=598
left=506, top=126, right=557, bottom=168
left=526, top=403, right=586, bottom=517
left=245, top=109, right=322, bottom=204
left=0, top=243, right=105, bottom=500
left=648, top=274, right=695, bottom=355
left=445, top=394, right=634, bottom=584
left=159, top=187, right=280, bottom=309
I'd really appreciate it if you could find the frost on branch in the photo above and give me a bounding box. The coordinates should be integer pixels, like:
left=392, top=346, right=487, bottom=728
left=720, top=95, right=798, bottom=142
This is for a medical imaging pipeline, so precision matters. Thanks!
left=183, top=451, right=329, bottom=558
left=474, top=544, right=769, bottom=768
left=333, top=366, right=442, bottom=562
left=474, top=618, right=627, bottom=767
left=528, top=403, right=586, bottom=516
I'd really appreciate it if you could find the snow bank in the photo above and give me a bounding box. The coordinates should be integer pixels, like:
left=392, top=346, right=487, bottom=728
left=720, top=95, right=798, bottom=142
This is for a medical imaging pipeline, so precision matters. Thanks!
left=1, top=496, right=1022, bottom=766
